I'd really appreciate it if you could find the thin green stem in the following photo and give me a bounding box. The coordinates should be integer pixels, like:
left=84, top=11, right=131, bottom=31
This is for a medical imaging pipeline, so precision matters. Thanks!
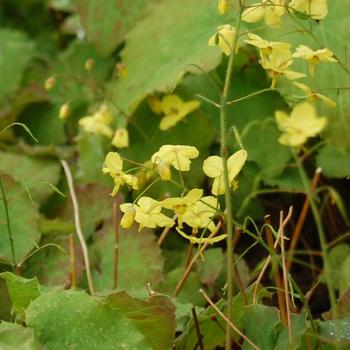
left=0, top=177, right=16, bottom=269
left=226, top=88, right=276, bottom=105
left=220, top=5, right=243, bottom=350
left=292, top=150, right=337, bottom=313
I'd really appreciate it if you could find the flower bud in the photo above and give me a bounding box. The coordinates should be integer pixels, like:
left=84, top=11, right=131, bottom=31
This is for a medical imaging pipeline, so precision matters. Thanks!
left=59, top=103, right=70, bottom=120
left=112, top=128, right=129, bottom=148
left=45, top=76, right=56, bottom=91
left=218, top=0, right=229, bottom=15
left=85, top=58, right=94, bottom=71
left=147, top=95, right=163, bottom=115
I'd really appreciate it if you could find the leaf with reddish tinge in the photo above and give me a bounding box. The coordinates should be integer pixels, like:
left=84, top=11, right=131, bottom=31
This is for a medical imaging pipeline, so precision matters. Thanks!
left=106, top=291, right=176, bottom=350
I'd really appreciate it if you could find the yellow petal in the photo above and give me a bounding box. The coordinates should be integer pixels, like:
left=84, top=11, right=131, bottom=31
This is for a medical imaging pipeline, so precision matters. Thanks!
left=227, top=149, right=247, bottom=181
left=112, top=128, right=129, bottom=148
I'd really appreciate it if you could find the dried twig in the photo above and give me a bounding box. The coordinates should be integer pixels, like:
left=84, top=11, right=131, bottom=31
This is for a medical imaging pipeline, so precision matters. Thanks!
left=157, top=215, right=177, bottom=246
left=264, top=215, right=287, bottom=325
left=60, top=160, right=95, bottom=296
left=279, top=207, right=294, bottom=342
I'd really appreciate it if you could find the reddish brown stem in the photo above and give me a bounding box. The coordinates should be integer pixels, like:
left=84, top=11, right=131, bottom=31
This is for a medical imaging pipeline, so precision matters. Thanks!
left=265, top=215, right=287, bottom=325
left=69, top=233, right=77, bottom=288
left=286, top=168, right=321, bottom=272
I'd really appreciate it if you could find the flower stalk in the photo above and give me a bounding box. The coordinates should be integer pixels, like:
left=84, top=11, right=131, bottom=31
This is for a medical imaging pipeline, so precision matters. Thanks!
left=219, top=4, right=243, bottom=349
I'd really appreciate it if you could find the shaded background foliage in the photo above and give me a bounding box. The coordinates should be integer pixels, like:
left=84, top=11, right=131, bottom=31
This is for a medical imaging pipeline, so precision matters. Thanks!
left=0, top=0, right=350, bottom=349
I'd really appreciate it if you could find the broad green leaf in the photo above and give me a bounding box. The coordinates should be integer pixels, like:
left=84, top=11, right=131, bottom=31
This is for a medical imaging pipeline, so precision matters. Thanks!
left=59, top=183, right=113, bottom=238
left=159, top=267, right=205, bottom=307
left=319, top=317, right=350, bottom=344
left=78, top=0, right=155, bottom=57
left=242, top=119, right=292, bottom=179
left=275, top=313, right=308, bottom=350
left=26, top=289, right=152, bottom=350
left=197, top=248, right=224, bottom=287
left=110, top=0, right=233, bottom=115
left=106, top=291, right=176, bottom=350
left=0, top=176, right=41, bottom=263
left=77, top=133, right=111, bottom=185
left=0, top=279, right=12, bottom=322
left=317, top=145, right=350, bottom=178
left=327, top=244, right=350, bottom=293
left=0, top=322, right=37, bottom=350
left=23, top=235, right=77, bottom=288
left=92, top=225, right=164, bottom=292
left=241, top=304, right=281, bottom=350
left=0, top=151, right=61, bottom=204
left=0, top=272, right=41, bottom=317
left=0, top=29, right=34, bottom=103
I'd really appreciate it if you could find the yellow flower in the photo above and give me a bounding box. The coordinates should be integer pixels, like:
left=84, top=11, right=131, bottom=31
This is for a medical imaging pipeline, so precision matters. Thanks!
left=182, top=196, right=219, bottom=233
left=218, top=0, right=229, bottom=14
left=79, top=104, right=113, bottom=138
left=102, top=152, right=138, bottom=195
left=120, top=203, right=136, bottom=229
left=162, top=188, right=203, bottom=227
left=45, top=76, right=56, bottom=91
left=293, top=45, right=337, bottom=76
left=112, top=128, right=129, bottom=148
left=59, top=103, right=70, bottom=120
left=275, top=102, right=327, bottom=147
left=208, top=25, right=236, bottom=56
left=244, top=33, right=291, bottom=61
left=134, top=197, right=175, bottom=231
left=293, top=82, right=336, bottom=108
left=289, top=0, right=328, bottom=20
left=203, top=150, right=247, bottom=196
left=176, top=227, right=227, bottom=245
left=242, top=0, right=286, bottom=26
left=151, top=145, right=199, bottom=180
left=159, top=95, right=200, bottom=131
left=261, top=48, right=305, bottom=88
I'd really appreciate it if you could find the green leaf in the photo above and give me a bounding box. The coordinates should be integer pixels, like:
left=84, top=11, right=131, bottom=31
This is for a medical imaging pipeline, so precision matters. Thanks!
left=26, top=289, right=152, bottom=350
left=197, top=248, right=224, bottom=287
left=0, top=322, right=37, bottom=350
left=323, top=289, right=350, bottom=320
left=0, top=272, right=41, bottom=317
left=0, top=176, right=41, bottom=263
left=275, top=313, right=308, bottom=350
left=77, top=133, right=110, bottom=185
left=0, top=151, right=61, bottom=204
left=106, top=291, right=176, bottom=350
left=0, top=29, right=34, bottom=103
left=110, top=0, right=233, bottom=115
left=59, top=183, right=113, bottom=238
left=78, top=0, right=155, bottom=57
left=317, top=145, right=350, bottom=178
left=319, top=317, right=350, bottom=344
left=241, top=304, right=280, bottom=350
left=242, top=119, right=291, bottom=179
left=92, top=225, right=164, bottom=292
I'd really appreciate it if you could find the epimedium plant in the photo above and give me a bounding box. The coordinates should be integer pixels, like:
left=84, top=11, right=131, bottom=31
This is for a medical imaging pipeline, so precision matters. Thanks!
left=1, top=0, right=350, bottom=349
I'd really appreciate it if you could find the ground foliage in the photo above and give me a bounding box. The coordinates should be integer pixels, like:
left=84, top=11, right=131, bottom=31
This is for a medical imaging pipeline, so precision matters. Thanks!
left=0, top=0, right=350, bottom=349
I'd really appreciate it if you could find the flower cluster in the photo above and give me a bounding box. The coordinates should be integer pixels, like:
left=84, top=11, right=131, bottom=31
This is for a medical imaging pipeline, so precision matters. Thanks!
left=102, top=144, right=246, bottom=244
left=78, top=104, right=129, bottom=149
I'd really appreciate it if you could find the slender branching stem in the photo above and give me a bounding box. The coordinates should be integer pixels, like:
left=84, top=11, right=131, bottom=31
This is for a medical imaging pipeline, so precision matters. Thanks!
left=219, top=4, right=243, bottom=349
